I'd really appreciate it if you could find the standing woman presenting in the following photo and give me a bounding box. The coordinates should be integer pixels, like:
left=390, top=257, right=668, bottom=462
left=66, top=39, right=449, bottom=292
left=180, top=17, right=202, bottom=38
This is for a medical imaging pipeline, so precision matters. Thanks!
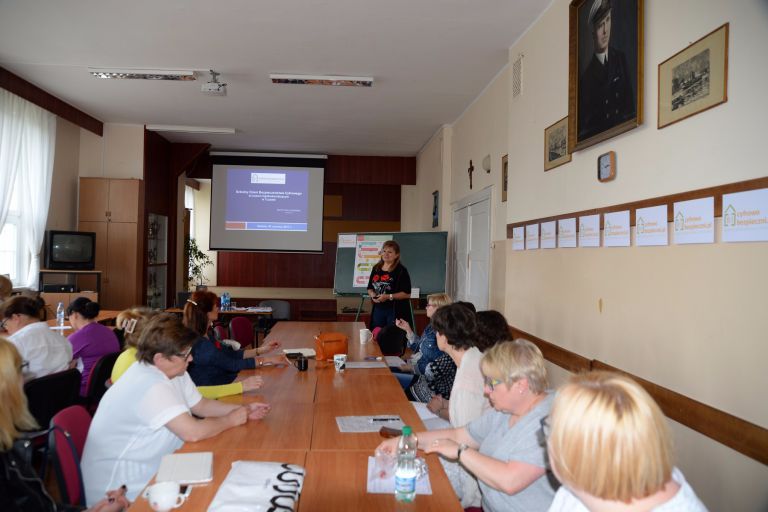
left=367, top=240, right=412, bottom=330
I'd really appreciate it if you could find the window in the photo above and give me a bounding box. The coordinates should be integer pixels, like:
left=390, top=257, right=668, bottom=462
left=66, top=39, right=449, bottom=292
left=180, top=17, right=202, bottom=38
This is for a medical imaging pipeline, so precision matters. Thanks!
left=0, top=177, right=22, bottom=284
left=185, top=185, right=195, bottom=237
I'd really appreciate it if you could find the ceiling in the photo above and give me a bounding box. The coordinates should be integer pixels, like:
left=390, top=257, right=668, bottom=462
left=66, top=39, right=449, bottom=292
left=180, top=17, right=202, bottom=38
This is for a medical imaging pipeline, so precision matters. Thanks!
left=0, top=0, right=547, bottom=156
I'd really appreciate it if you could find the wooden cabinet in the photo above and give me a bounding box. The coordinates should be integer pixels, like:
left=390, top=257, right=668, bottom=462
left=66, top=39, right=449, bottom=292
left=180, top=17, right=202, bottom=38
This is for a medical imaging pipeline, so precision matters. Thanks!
left=78, top=178, right=143, bottom=310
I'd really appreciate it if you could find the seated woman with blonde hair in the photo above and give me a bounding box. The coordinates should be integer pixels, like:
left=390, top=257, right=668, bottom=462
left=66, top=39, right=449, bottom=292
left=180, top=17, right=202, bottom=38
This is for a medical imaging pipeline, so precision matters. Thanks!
left=546, top=371, right=706, bottom=512
left=110, top=307, right=263, bottom=399
left=0, top=337, right=130, bottom=511
left=378, top=339, right=557, bottom=512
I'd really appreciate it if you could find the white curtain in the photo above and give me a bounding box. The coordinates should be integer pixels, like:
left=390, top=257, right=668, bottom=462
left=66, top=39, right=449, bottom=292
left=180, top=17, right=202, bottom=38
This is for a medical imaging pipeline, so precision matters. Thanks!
left=0, top=90, right=57, bottom=288
left=0, top=89, right=24, bottom=231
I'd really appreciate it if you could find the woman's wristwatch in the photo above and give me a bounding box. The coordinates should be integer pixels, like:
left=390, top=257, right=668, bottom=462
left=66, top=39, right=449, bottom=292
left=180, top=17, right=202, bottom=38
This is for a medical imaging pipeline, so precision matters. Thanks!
left=457, top=443, right=469, bottom=461
left=389, top=293, right=393, bottom=301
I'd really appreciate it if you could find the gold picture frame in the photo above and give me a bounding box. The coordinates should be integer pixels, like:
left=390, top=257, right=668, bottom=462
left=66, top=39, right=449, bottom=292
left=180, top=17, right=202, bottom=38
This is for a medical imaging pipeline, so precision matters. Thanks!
left=568, top=0, right=644, bottom=151
left=658, top=23, right=729, bottom=129
left=544, top=116, right=572, bottom=171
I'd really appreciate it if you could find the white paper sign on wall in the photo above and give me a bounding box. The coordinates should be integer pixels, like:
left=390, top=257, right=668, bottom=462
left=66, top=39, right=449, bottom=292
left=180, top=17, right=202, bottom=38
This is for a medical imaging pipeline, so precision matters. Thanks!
left=558, top=218, right=577, bottom=248
left=512, top=227, right=525, bottom=251
left=540, top=221, right=556, bottom=249
left=636, top=205, right=669, bottom=246
left=722, top=188, right=768, bottom=242
left=578, top=215, right=600, bottom=247
left=604, top=210, right=631, bottom=247
left=526, top=224, right=539, bottom=250
left=673, top=197, right=714, bottom=245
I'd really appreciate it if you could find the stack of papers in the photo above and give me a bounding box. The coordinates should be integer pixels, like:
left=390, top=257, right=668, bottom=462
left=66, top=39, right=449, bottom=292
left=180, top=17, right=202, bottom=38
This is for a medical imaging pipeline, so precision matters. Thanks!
left=335, top=415, right=404, bottom=433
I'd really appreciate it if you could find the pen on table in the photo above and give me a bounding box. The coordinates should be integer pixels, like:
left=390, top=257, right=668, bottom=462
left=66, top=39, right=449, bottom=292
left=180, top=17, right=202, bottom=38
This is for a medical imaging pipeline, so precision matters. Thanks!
left=370, top=417, right=400, bottom=422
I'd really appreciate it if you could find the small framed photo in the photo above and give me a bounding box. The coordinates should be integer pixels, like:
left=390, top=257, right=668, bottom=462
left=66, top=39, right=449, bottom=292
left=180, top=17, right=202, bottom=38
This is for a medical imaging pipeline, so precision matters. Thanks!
left=568, top=0, right=644, bottom=151
left=658, top=23, right=729, bottom=129
left=544, top=117, right=572, bottom=171
left=501, top=154, right=509, bottom=202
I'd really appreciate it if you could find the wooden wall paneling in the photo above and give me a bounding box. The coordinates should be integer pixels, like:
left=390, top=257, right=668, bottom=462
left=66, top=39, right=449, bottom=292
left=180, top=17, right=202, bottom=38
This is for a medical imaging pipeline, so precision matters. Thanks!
left=78, top=178, right=109, bottom=222
left=143, top=131, right=172, bottom=217
left=0, top=66, right=103, bottom=136
left=322, top=221, right=402, bottom=243
left=591, top=360, right=768, bottom=466
left=326, top=155, right=416, bottom=185
left=324, top=195, right=343, bottom=217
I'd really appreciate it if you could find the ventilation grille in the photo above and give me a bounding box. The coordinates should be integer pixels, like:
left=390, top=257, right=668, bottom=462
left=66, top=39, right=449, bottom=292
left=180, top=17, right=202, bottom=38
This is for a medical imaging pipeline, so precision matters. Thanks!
left=512, top=54, right=523, bottom=99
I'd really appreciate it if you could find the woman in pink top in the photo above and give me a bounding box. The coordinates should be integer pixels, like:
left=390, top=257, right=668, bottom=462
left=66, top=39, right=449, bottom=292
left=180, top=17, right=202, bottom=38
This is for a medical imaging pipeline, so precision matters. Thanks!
left=67, top=297, right=119, bottom=396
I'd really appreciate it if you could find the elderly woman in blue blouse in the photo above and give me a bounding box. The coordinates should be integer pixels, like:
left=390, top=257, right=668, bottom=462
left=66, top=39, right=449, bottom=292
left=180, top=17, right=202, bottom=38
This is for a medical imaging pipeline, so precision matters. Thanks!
left=378, top=339, right=557, bottom=512
left=394, top=293, right=451, bottom=382
left=182, top=291, right=281, bottom=386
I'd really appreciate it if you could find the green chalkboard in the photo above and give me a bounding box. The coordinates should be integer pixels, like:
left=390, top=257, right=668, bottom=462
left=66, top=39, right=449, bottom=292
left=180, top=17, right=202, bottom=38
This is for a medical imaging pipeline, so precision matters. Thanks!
left=333, top=232, right=448, bottom=296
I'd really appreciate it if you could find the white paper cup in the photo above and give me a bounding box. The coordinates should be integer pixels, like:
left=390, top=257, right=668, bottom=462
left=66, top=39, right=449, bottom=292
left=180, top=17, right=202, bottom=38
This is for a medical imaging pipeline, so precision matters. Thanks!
left=333, top=353, right=347, bottom=372
left=359, top=328, right=372, bottom=344
left=143, top=481, right=186, bottom=512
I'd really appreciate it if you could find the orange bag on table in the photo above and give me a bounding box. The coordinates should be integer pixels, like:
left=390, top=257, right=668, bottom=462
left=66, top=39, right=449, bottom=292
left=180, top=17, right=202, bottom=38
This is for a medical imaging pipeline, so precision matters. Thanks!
left=314, top=332, right=348, bottom=361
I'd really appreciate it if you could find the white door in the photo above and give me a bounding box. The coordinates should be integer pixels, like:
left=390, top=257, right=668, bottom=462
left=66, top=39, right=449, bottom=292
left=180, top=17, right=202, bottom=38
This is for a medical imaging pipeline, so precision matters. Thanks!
left=451, top=189, right=491, bottom=310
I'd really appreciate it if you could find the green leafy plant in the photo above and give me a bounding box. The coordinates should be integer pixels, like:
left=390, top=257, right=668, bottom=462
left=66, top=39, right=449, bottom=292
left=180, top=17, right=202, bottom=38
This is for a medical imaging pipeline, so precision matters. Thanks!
left=185, top=236, right=213, bottom=288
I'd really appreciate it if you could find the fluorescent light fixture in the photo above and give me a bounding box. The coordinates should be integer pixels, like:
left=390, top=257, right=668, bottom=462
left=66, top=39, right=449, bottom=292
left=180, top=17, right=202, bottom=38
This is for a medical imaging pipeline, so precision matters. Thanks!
left=89, top=68, right=196, bottom=80
left=146, top=125, right=235, bottom=134
left=270, top=73, right=373, bottom=87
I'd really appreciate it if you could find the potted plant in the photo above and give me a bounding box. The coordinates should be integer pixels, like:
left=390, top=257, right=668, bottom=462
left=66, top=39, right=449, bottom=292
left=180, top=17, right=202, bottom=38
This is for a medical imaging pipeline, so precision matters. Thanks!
left=185, top=236, right=213, bottom=290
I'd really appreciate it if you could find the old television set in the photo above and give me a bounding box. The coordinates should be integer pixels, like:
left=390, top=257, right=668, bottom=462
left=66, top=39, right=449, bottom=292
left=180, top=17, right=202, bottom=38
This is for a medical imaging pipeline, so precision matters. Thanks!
left=44, top=230, right=96, bottom=270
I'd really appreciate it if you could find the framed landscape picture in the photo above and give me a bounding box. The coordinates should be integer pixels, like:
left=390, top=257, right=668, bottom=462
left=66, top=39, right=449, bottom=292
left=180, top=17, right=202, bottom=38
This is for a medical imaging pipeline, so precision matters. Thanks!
left=658, top=23, right=729, bottom=129
left=568, top=0, right=644, bottom=151
left=544, top=117, right=571, bottom=171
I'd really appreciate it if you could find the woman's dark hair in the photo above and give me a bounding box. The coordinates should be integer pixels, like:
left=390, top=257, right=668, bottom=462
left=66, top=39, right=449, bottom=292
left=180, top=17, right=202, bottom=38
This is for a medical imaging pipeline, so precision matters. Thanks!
left=372, top=240, right=401, bottom=272
left=430, top=303, right=477, bottom=351
left=136, top=314, right=198, bottom=365
left=66, top=297, right=101, bottom=319
left=454, top=301, right=476, bottom=314
left=474, top=310, right=511, bottom=352
left=0, top=295, right=46, bottom=321
left=182, top=290, right=218, bottom=336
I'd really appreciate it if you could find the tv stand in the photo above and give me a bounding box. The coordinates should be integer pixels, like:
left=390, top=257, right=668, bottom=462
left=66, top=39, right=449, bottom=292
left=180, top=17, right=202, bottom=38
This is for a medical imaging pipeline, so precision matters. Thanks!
left=39, top=269, right=102, bottom=297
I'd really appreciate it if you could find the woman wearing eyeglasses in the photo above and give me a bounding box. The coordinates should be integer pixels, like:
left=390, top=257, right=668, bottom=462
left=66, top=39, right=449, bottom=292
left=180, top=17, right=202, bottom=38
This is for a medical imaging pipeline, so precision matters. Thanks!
left=378, top=339, right=556, bottom=512
left=182, top=291, right=281, bottom=387
left=394, top=293, right=451, bottom=385
left=546, top=371, right=706, bottom=512
left=0, top=295, right=72, bottom=380
left=82, top=314, right=271, bottom=505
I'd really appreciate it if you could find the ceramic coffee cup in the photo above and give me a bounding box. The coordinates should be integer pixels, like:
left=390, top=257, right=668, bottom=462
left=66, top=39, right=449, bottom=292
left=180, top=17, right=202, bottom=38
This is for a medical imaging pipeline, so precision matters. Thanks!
left=333, top=353, right=347, bottom=372
left=143, top=481, right=186, bottom=512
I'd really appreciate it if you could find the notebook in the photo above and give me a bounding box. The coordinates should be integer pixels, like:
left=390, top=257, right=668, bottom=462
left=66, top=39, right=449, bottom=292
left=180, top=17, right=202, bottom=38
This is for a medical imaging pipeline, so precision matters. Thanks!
left=156, top=452, right=214, bottom=485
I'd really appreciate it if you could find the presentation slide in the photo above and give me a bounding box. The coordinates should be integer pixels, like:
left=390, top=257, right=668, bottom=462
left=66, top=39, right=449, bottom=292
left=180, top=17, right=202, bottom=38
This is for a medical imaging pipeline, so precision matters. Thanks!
left=210, top=164, right=324, bottom=252
left=224, top=168, right=309, bottom=232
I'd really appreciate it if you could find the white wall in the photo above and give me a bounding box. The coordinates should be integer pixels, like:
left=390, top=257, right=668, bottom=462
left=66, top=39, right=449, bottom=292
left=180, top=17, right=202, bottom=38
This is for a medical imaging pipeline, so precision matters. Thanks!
left=47, top=117, right=80, bottom=231
left=192, top=180, right=217, bottom=287
left=401, top=128, right=444, bottom=232
left=503, top=1, right=768, bottom=510
left=412, top=0, right=768, bottom=509
left=78, top=123, right=144, bottom=179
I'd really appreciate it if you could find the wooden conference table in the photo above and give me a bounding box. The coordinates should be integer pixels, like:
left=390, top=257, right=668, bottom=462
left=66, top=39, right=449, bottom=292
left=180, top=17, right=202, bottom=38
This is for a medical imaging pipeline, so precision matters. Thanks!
left=129, top=321, right=462, bottom=511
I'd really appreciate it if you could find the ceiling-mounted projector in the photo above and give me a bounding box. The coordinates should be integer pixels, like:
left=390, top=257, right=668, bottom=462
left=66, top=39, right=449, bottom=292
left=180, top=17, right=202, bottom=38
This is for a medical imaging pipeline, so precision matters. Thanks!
left=202, top=69, right=227, bottom=96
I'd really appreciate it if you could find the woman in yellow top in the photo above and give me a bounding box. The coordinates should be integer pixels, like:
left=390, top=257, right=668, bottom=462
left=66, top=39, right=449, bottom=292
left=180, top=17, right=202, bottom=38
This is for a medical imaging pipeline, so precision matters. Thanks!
left=111, top=307, right=263, bottom=399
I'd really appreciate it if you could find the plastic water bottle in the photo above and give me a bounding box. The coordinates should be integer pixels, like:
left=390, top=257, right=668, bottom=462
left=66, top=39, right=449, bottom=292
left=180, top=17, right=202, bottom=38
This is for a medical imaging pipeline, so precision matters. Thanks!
left=395, top=425, right=418, bottom=502
left=221, top=292, right=230, bottom=311
left=56, top=302, right=65, bottom=328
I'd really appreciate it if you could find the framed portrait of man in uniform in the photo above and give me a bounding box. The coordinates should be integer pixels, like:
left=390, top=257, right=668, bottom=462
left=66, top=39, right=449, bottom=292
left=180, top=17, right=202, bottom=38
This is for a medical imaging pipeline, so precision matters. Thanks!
left=568, top=0, right=643, bottom=151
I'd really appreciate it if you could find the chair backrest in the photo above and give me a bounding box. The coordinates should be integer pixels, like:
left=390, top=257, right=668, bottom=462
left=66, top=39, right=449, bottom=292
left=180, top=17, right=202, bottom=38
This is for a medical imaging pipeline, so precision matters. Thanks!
left=176, top=291, right=192, bottom=308
left=212, top=323, right=228, bottom=341
left=84, top=351, right=120, bottom=407
left=260, top=300, right=291, bottom=320
left=229, top=316, right=254, bottom=346
left=49, top=405, right=92, bottom=507
left=24, top=369, right=81, bottom=428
